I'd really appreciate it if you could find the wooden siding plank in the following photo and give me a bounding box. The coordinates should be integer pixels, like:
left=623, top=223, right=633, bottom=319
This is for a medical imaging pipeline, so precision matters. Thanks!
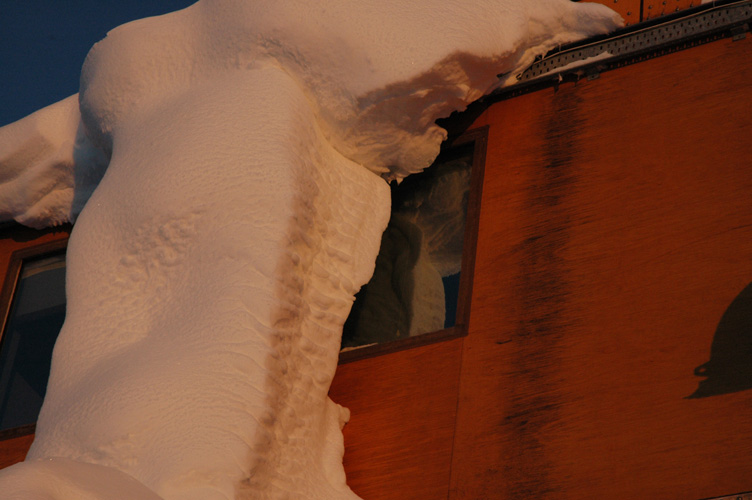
left=331, top=338, right=463, bottom=500
left=451, top=37, right=752, bottom=499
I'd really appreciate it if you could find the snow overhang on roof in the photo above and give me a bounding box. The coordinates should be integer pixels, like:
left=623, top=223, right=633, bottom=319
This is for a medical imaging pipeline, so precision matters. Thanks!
left=494, top=0, right=752, bottom=99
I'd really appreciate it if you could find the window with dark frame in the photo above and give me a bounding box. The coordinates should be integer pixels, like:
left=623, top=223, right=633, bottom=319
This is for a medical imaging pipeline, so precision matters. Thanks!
left=340, top=127, right=487, bottom=359
left=0, top=241, right=67, bottom=440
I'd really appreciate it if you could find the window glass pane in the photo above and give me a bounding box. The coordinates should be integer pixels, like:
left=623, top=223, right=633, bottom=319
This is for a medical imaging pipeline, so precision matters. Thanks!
left=0, top=253, right=66, bottom=431
left=342, top=142, right=475, bottom=348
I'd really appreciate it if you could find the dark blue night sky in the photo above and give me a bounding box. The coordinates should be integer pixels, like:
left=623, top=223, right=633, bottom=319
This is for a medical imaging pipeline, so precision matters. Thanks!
left=1, top=0, right=196, bottom=127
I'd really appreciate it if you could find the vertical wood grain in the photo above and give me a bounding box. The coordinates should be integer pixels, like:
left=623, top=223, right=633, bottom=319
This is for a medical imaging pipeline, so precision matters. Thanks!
left=450, top=37, right=752, bottom=499
left=331, top=338, right=463, bottom=500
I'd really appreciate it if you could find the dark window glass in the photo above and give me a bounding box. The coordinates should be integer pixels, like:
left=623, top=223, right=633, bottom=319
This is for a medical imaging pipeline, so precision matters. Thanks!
left=0, top=253, right=66, bottom=431
left=342, top=141, right=477, bottom=349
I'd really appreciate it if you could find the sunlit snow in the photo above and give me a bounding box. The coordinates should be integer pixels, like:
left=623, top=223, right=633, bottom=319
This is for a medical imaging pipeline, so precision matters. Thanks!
left=0, top=1, right=620, bottom=498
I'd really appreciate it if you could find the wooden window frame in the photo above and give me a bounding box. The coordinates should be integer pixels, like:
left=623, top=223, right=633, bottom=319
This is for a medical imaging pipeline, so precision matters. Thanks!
left=0, top=237, right=68, bottom=442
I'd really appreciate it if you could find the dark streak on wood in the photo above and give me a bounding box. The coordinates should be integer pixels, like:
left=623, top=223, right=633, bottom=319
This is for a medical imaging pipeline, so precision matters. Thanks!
left=505, top=89, right=584, bottom=498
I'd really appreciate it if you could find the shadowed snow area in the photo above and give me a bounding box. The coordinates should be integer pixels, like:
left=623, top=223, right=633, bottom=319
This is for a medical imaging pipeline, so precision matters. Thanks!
left=0, top=1, right=620, bottom=499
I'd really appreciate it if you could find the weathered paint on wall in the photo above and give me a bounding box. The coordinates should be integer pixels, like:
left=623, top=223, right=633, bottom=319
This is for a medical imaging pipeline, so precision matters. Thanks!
left=449, top=35, right=752, bottom=499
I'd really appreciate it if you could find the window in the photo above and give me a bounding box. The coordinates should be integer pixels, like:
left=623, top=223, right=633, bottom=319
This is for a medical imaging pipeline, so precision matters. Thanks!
left=0, top=240, right=67, bottom=438
left=340, top=127, right=487, bottom=359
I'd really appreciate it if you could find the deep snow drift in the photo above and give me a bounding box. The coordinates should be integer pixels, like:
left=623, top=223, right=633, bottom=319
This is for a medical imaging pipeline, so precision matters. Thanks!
left=0, top=1, right=620, bottom=498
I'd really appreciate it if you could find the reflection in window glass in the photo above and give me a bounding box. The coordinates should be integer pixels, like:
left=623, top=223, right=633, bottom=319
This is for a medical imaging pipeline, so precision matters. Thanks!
left=342, top=142, right=474, bottom=348
left=0, top=253, right=66, bottom=431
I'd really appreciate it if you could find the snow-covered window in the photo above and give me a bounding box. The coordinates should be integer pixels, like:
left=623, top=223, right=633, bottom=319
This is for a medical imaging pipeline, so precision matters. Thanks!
left=0, top=243, right=66, bottom=437
left=341, top=127, right=486, bottom=354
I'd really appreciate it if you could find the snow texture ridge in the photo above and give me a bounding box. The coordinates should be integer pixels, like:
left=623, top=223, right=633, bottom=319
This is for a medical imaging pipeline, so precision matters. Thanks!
left=0, top=1, right=621, bottom=499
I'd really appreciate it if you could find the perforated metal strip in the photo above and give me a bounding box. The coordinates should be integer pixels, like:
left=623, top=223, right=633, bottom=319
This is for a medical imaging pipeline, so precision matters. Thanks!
left=511, top=0, right=752, bottom=86
left=701, top=491, right=752, bottom=500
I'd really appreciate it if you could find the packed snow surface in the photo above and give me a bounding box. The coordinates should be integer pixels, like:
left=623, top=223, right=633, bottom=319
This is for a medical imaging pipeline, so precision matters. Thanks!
left=0, top=1, right=620, bottom=498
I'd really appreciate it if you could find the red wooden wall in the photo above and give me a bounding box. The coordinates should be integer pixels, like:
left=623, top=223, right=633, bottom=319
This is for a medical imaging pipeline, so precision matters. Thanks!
left=333, top=34, right=752, bottom=499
